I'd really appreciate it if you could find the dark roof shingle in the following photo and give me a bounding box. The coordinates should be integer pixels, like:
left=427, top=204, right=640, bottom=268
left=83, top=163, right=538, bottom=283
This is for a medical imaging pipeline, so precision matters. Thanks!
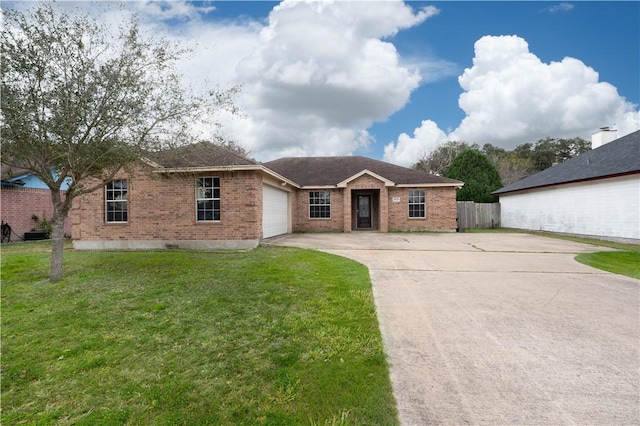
left=264, top=156, right=461, bottom=186
left=145, top=142, right=257, bottom=168
left=493, top=130, right=640, bottom=195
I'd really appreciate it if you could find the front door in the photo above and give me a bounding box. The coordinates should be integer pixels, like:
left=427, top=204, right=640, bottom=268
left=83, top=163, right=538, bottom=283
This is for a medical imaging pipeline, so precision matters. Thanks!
left=357, top=195, right=372, bottom=228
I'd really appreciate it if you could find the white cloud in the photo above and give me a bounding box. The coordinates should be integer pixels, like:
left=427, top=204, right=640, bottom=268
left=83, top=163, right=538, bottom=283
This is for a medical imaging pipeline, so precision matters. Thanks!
left=384, top=34, right=640, bottom=165
left=9, top=0, right=447, bottom=162
left=383, top=120, right=448, bottom=166
left=451, top=35, right=639, bottom=144
left=231, top=0, right=437, bottom=160
left=542, top=3, right=575, bottom=14
left=136, top=1, right=217, bottom=21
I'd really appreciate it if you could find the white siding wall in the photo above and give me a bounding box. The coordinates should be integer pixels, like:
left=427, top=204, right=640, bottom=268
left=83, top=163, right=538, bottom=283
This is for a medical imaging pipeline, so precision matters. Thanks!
left=500, top=174, right=640, bottom=241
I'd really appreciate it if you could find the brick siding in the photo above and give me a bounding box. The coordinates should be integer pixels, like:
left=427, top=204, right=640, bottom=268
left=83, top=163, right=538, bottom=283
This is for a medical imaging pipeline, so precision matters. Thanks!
left=71, top=168, right=263, bottom=242
left=388, top=186, right=457, bottom=231
left=292, top=189, right=345, bottom=232
left=344, top=175, right=389, bottom=232
left=69, top=167, right=458, bottom=245
left=0, top=186, right=72, bottom=239
left=292, top=174, right=457, bottom=233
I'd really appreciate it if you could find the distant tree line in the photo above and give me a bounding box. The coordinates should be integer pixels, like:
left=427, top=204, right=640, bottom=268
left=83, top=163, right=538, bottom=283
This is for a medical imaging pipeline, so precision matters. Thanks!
left=413, top=137, right=591, bottom=186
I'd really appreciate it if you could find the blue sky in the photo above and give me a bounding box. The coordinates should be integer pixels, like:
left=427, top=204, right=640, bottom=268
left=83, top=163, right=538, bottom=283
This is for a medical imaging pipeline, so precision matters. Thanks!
left=11, top=1, right=640, bottom=165
left=377, top=1, right=639, bottom=137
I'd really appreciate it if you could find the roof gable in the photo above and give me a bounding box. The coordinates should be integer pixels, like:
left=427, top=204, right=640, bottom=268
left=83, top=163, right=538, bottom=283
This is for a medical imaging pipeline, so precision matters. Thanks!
left=264, top=156, right=461, bottom=187
left=337, top=169, right=395, bottom=187
left=494, top=130, right=640, bottom=195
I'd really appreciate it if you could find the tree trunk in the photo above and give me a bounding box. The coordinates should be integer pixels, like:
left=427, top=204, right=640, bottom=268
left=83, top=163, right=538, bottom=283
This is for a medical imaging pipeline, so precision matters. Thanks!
left=49, top=189, right=71, bottom=283
left=49, top=214, right=65, bottom=283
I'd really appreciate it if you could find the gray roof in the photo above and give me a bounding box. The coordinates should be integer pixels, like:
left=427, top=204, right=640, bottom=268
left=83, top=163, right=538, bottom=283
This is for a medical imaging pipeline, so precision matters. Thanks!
left=494, top=130, right=640, bottom=195
left=145, top=142, right=257, bottom=168
left=264, top=156, right=461, bottom=186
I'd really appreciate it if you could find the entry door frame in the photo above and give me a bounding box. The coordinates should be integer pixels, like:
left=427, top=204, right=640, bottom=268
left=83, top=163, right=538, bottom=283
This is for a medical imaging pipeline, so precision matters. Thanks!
left=357, top=194, right=372, bottom=229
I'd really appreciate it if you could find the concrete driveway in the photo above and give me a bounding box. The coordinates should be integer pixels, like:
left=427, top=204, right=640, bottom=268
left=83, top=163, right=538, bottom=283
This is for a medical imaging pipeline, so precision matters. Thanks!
left=268, top=232, right=639, bottom=425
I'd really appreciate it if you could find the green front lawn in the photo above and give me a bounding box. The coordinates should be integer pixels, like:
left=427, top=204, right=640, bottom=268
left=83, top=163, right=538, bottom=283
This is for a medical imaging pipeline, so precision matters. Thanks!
left=575, top=251, right=640, bottom=279
left=1, top=242, right=397, bottom=425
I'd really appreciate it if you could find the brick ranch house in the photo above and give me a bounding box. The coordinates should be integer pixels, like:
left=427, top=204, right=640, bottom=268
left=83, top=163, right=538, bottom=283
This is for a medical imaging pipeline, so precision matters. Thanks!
left=71, top=142, right=463, bottom=250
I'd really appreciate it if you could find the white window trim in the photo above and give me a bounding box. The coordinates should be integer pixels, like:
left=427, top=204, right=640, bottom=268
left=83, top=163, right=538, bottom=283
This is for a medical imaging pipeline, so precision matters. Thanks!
left=105, top=179, right=128, bottom=223
left=196, top=177, right=221, bottom=222
left=309, top=191, right=331, bottom=219
left=408, top=189, right=426, bottom=219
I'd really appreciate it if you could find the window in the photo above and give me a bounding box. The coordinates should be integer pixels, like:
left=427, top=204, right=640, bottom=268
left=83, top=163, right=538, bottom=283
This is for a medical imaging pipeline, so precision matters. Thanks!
left=408, top=189, right=426, bottom=218
left=196, top=177, right=220, bottom=221
left=309, top=191, right=331, bottom=219
left=105, top=180, right=128, bottom=222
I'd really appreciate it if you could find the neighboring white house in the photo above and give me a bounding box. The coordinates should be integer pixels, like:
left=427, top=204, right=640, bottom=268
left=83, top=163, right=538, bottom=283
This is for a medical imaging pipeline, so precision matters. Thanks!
left=493, top=129, right=640, bottom=242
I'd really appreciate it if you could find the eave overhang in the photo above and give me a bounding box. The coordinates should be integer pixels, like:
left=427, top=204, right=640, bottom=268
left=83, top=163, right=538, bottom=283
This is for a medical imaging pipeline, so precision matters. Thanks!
left=145, top=161, right=300, bottom=189
left=493, top=171, right=639, bottom=197
left=396, top=182, right=464, bottom=188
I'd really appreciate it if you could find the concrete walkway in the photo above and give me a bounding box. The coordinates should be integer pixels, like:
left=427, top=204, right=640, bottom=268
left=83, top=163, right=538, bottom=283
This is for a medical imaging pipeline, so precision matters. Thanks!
left=268, top=232, right=639, bottom=425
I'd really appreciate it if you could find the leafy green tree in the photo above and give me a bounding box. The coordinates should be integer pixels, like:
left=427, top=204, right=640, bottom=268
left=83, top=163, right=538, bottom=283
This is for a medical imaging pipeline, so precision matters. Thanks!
left=445, top=149, right=503, bottom=203
left=554, top=137, right=591, bottom=162
left=512, top=137, right=591, bottom=172
left=1, top=4, right=237, bottom=282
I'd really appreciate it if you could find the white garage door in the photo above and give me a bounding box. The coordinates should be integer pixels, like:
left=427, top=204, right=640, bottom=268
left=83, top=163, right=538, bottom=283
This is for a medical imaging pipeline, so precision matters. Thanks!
left=262, top=184, right=289, bottom=238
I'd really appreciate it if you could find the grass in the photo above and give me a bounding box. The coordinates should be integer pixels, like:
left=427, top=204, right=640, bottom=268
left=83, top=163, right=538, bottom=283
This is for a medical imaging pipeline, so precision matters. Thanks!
left=1, top=242, right=398, bottom=425
left=575, top=251, right=640, bottom=280
left=463, top=228, right=640, bottom=278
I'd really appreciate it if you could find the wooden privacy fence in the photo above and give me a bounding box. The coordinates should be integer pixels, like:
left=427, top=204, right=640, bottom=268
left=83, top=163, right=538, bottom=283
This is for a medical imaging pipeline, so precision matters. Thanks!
left=457, top=202, right=501, bottom=230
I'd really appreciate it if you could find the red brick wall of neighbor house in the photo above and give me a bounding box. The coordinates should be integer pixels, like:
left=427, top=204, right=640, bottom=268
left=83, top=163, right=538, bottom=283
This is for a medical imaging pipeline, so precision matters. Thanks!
left=71, top=168, right=263, bottom=242
left=292, top=188, right=345, bottom=232
left=1, top=187, right=72, bottom=238
left=387, top=186, right=458, bottom=231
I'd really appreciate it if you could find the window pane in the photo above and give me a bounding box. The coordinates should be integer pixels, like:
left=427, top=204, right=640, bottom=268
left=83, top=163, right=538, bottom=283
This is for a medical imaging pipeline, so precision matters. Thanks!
left=196, top=177, right=221, bottom=221
left=309, top=191, right=331, bottom=218
left=106, top=180, right=128, bottom=222
left=408, top=190, right=426, bottom=218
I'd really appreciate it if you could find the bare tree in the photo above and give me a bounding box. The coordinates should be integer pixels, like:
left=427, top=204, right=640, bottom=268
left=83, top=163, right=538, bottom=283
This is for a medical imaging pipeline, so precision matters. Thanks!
left=482, top=143, right=533, bottom=186
left=412, top=141, right=476, bottom=176
left=1, top=4, right=238, bottom=282
left=493, top=154, right=533, bottom=186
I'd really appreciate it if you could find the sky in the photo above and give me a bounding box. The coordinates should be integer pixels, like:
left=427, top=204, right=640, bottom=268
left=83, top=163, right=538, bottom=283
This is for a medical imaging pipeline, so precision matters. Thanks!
left=8, top=1, right=640, bottom=166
